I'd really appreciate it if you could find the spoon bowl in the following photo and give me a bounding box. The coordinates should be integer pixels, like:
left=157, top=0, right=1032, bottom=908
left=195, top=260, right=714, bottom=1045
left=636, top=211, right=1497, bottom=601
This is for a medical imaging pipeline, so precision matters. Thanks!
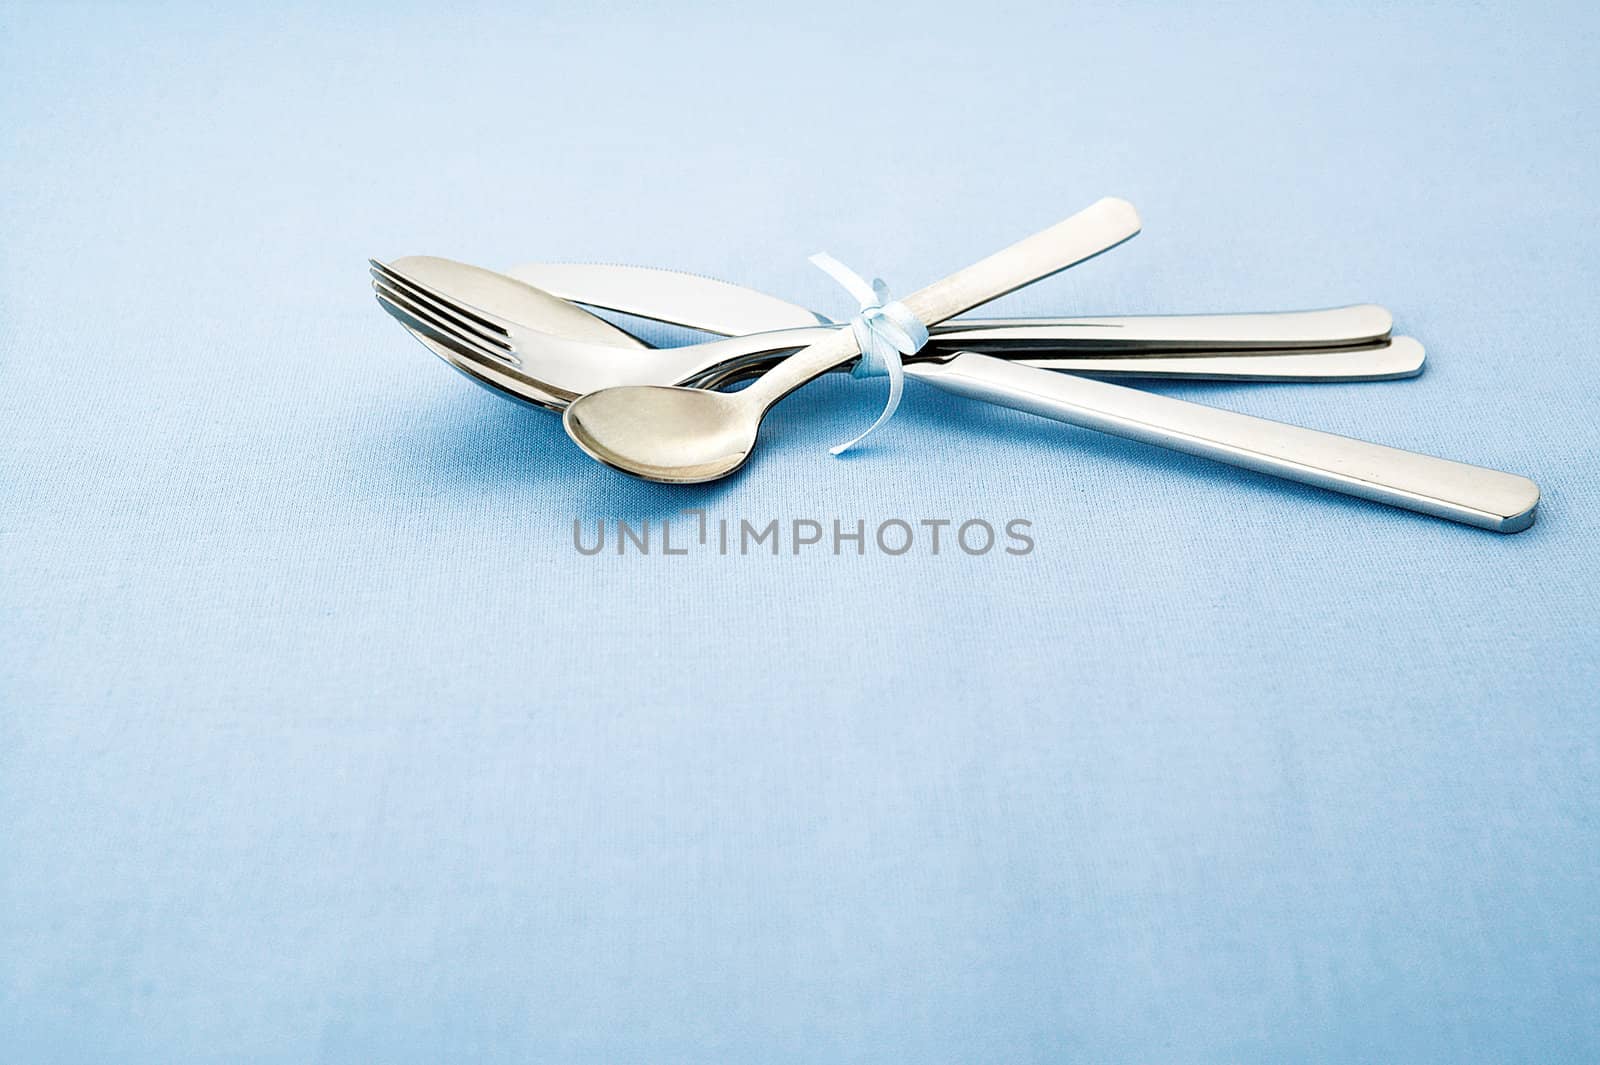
left=563, top=385, right=758, bottom=483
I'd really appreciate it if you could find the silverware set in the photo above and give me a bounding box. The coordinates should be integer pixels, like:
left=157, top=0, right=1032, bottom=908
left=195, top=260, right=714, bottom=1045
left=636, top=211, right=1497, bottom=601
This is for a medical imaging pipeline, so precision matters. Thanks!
left=371, top=197, right=1539, bottom=532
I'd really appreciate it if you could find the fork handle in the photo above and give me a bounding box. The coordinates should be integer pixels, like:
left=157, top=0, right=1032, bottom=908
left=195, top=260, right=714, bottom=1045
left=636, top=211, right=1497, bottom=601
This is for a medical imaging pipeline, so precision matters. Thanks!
left=934, top=304, right=1394, bottom=351
left=910, top=353, right=1539, bottom=532
left=742, top=198, right=1143, bottom=408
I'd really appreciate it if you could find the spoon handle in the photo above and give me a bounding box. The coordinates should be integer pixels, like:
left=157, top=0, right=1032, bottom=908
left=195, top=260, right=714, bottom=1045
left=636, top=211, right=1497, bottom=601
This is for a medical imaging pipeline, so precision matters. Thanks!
left=741, top=198, right=1143, bottom=408
left=910, top=353, right=1539, bottom=532
left=900, top=197, right=1142, bottom=323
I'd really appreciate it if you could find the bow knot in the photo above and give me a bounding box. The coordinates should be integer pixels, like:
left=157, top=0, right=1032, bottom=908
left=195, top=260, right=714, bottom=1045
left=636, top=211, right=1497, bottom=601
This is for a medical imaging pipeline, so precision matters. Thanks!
left=809, top=252, right=930, bottom=456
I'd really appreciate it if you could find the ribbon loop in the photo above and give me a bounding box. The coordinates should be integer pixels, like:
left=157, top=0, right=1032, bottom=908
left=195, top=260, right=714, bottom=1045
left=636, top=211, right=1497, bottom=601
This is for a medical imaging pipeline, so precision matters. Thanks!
left=808, top=252, right=930, bottom=456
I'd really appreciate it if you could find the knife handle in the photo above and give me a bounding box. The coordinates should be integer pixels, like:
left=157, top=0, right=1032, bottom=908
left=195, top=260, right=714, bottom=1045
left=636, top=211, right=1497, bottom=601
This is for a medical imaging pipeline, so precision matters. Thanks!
left=909, top=353, right=1538, bottom=532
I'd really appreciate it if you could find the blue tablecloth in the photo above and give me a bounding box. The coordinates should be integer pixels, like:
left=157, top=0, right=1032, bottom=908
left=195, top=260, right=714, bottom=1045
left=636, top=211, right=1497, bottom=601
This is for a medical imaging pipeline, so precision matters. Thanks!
left=3, top=2, right=1596, bottom=1060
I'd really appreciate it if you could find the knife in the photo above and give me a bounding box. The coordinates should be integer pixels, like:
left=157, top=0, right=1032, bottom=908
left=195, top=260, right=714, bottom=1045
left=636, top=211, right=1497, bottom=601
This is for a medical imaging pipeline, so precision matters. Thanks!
left=508, top=261, right=1396, bottom=353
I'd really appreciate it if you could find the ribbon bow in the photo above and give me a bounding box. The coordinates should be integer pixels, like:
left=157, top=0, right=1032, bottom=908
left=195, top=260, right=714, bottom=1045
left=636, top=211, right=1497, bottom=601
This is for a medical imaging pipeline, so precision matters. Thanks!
left=809, top=252, right=930, bottom=456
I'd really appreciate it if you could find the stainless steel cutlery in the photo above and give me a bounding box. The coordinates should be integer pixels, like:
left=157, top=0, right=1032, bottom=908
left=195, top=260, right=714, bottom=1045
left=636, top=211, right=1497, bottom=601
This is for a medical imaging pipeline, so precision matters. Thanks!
left=370, top=195, right=1539, bottom=531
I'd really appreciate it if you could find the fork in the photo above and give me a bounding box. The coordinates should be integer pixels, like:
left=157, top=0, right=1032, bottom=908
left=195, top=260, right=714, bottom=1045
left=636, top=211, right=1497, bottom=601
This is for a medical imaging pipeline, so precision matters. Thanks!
left=372, top=258, right=1424, bottom=407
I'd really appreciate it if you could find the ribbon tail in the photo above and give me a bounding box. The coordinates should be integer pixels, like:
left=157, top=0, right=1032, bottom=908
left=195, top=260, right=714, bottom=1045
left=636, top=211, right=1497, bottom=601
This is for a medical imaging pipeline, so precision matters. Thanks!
left=830, top=346, right=905, bottom=456
left=810, top=252, right=930, bottom=457
left=808, top=252, right=879, bottom=307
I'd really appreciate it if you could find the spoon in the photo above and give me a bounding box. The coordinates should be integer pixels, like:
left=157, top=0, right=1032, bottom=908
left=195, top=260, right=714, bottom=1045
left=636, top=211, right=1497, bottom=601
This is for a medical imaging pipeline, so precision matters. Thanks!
left=562, top=197, right=1144, bottom=482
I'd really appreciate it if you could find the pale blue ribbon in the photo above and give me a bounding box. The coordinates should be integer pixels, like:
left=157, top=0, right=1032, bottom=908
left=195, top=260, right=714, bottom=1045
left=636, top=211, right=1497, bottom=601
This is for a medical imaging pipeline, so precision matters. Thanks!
left=808, top=252, right=930, bottom=456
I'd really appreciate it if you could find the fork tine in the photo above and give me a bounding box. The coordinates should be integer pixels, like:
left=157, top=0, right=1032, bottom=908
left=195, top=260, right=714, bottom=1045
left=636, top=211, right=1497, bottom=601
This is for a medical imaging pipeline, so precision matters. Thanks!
left=374, top=280, right=519, bottom=365
left=375, top=294, right=501, bottom=367
left=376, top=293, right=582, bottom=410
left=369, top=259, right=513, bottom=336
left=368, top=260, right=516, bottom=354
left=371, top=271, right=516, bottom=358
left=366, top=260, right=508, bottom=337
left=375, top=292, right=532, bottom=378
left=374, top=281, right=523, bottom=368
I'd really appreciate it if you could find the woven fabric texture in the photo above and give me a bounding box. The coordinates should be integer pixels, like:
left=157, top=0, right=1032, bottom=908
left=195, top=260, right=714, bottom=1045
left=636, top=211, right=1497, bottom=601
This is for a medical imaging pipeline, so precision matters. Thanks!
left=2, top=2, right=1597, bottom=1061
